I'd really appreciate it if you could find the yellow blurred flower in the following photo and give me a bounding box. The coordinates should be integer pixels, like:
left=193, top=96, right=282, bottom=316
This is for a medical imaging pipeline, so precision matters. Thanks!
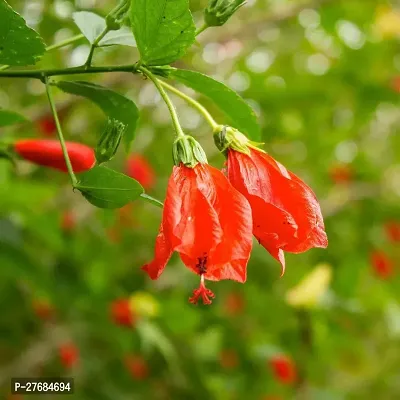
left=130, top=291, right=160, bottom=318
left=286, top=263, right=332, bottom=308
left=374, top=6, right=400, bottom=38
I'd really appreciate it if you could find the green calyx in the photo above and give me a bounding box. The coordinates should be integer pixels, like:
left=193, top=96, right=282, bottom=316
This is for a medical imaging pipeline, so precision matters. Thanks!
left=105, top=0, right=131, bottom=30
left=172, top=135, right=208, bottom=168
left=205, top=0, right=246, bottom=27
left=213, top=125, right=264, bottom=155
left=95, top=118, right=125, bottom=164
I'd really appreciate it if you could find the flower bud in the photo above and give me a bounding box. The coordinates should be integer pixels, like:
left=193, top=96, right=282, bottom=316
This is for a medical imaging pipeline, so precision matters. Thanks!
left=205, top=0, right=246, bottom=27
left=95, top=118, right=125, bottom=164
left=106, top=0, right=131, bottom=30
left=172, top=135, right=208, bottom=168
left=213, top=125, right=263, bottom=155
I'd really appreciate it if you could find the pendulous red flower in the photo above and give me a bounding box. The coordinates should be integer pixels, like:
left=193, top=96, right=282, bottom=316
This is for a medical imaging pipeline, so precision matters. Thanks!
left=126, top=154, right=156, bottom=190
left=370, top=250, right=393, bottom=279
left=59, top=343, right=79, bottom=368
left=142, top=135, right=253, bottom=305
left=215, top=126, right=327, bottom=274
left=269, top=355, right=297, bottom=385
left=110, top=298, right=135, bottom=327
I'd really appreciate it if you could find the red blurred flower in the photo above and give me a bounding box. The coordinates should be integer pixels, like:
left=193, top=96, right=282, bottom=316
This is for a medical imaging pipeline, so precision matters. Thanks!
left=61, top=211, right=75, bottom=232
left=37, top=115, right=57, bottom=137
left=32, top=299, right=54, bottom=321
left=142, top=163, right=253, bottom=305
left=126, top=154, right=155, bottom=190
left=329, top=164, right=353, bottom=184
left=224, top=292, right=245, bottom=316
left=59, top=343, right=79, bottom=368
left=370, top=250, right=393, bottom=279
left=227, top=147, right=327, bottom=274
left=269, top=355, right=297, bottom=385
left=110, top=298, right=135, bottom=327
left=220, top=349, right=239, bottom=369
left=124, top=355, right=149, bottom=380
left=384, top=221, right=400, bottom=243
left=391, top=76, right=400, bottom=93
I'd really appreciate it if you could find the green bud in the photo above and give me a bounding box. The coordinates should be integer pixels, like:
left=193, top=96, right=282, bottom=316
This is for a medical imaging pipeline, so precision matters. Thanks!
left=213, top=125, right=264, bottom=155
left=95, top=118, right=125, bottom=164
left=205, top=0, right=246, bottom=27
left=172, top=135, right=208, bottom=168
left=106, top=0, right=131, bottom=30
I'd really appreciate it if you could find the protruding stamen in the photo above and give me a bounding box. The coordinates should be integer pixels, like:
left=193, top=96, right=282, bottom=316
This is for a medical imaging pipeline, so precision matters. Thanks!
left=189, top=275, right=215, bottom=305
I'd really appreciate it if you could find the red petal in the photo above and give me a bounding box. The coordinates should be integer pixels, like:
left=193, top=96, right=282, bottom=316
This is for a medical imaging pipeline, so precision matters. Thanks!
left=227, top=149, right=327, bottom=260
left=282, top=172, right=327, bottom=252
left=203, top=165, right=253, bottom=283
left=142, top=226, right=173, bottom=280
left=172, top=165, right=224, bottom=264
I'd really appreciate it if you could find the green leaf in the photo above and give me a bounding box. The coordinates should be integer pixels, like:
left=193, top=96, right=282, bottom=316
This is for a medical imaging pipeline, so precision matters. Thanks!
left=140, top=193, right=163, bottom=208
left=130, top=0, right=196, bottom=66
left=73, top=11, right=136, bottom=47
left=0, top=108, right=27, bottom=127
left=99, top=27, right=136, bottom=47
left=0, top=0, right=46, bottom=65
left=170, top=68, right=261, bottom=140
left=56, top=81, right=139, bottom=151
left=76, top=166, right=144, bottom=209
left=72, top=11, right=106, bottom=44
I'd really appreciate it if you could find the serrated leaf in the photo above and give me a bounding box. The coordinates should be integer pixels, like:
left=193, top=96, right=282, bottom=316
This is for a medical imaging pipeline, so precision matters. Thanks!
left=0, top=108, right=27, bottom=127
left=0, top=0, right=46, bottom=65
left=73, top=11, right=136, bottom=47
left=130, top=0, right=196, bottom=65
left=170, top=69, right=261, bottom=140
left=99, top=26, right=136, bottom=47
left=56, top=81, right=139, bottom=151
left=76, top=166, right=144, bottom=209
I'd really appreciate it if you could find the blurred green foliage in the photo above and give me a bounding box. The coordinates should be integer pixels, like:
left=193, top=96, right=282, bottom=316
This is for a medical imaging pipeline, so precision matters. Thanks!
left=0, top=0, right=400, bottom=399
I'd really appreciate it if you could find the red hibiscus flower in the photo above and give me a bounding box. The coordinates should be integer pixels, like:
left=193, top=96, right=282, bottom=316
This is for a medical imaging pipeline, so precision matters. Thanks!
left=126, top=154, right=155, bottom=190
left=370, top=250, right=393, bottom=279
left=142, top=136, right=253, bottom=305
left=215, top=126, right=327, bottom=274
left=269, top=355, right=297, bottom=385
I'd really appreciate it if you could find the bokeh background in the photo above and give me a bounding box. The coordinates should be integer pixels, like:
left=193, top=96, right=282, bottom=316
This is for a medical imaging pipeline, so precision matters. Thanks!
left=1, top=0, right=400, bottom=399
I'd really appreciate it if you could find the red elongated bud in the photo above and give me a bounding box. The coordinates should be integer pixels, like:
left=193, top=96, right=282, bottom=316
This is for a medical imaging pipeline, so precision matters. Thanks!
left=14, top=139, right=95, bottom=173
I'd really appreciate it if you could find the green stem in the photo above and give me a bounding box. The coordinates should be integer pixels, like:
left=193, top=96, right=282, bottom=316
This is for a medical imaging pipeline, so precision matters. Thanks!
left=0, top=34, right=85, bottom=72
left=85, top=27, right=109, bottom=68
left=44, top=77, right=77, bottom=186
left=0, top=64, right=138, bottom=79
left=195, top=23, right=208, bottom=36
left=158, top=80, right=218, bottom=130
left=46, top=33, right=85, bottom=51
left=139, top=66, right=185, bottom=138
